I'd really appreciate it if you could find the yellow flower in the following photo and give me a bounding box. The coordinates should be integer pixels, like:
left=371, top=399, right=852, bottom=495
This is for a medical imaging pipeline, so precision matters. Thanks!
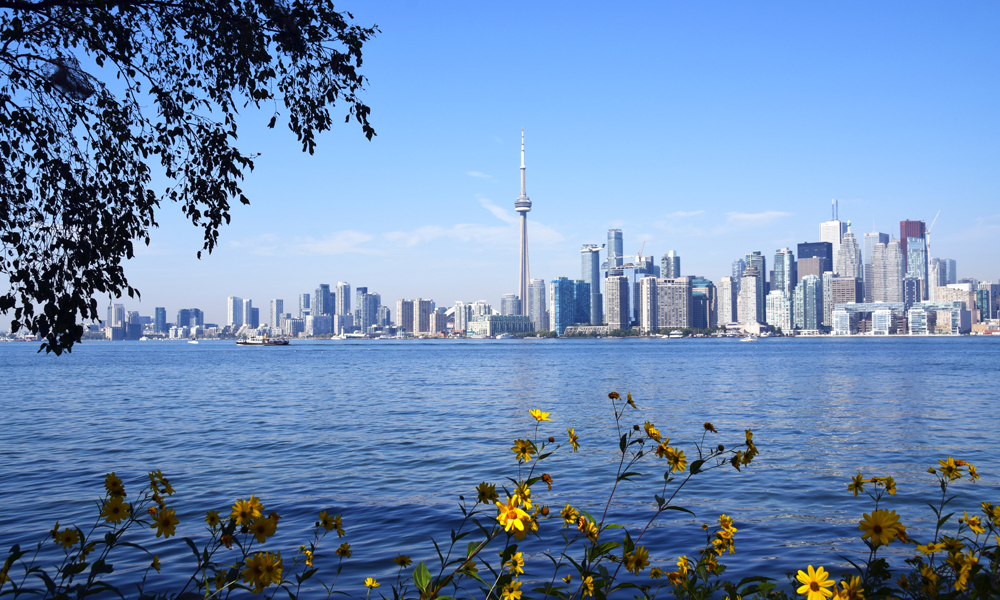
left=514, top=483, right=532, bottom=510
left=581, top=575, right=594, bottom=598
left=151, top=555, right=161, bottom=573
left=461, top=560, right=478, bottom=574
left=249, top=517, right=278, bottom=543
left=256, top=552, right=283, bottom=587
left=577, top=516, right=599, bottom=543
left=916, top=542, right=945, bottom=555
left=667, top=571, right=684, bottom=587
left=511, top=439, right=535, bottom=462
left=303, top=548, right=314, bottom=568
left=968, top=463, right=979, bottom=481
left=566, top=427, right=580, bottom=452
left=476, top=482, right=499, bottom=505
left=796, top=565, right=835, bottom=600
left=938, top=457, right=962, bottom=481
left=655, top=440, right=671, bottom=459
left=836, top=575, right=864, bottom=600
left=503, top=580, right=522, bottom=600
left=318, top=511, right=344, bottom=536
left=205, top=510, right=221, bottom=528
left=529, top=409, right=552, bottom=422
left=364, top=577, right=380, bottom=590
left=393, top=554, right=412, bottom=567
left=232, top=498, right=261, bottom=526
left=882, top=476, right=897, bottom=495
left=562, top=574, right=572, bottom=584
left=644, top=422, right=661, bottom=442
left=626, top=392, right=636, bottom=408
left=100, top=495, right=130, bottom=524
left=666, top=447, right=688, bottom=473
left=858, top=509, right=901, bottom=546
left=104, top=472, right=126, bottom=498
left=847, top=473, right=865, bottom=497
left=650, top=567, right=662, bottom=579
left=677, top=555, right=690, bottom=577
left=940, top=535, right=964, bottom=552
left=151, top=507, right=179, bottom=538
left=507, top=552, right=525, bottom=576
left=919, top=564, right=939, bottom=595
left=561, top=504, right=579, bottom=527
left=703, top=422, right=718, bottom=433
left=335, top=542, right=352, bottom=558
left=497, top=496, right=531, bottom=534
left=624, top=545, right=650, bottom=575
left=962, top=511, right=985, bottom=535
left=242, top=553, right=265, bottom=589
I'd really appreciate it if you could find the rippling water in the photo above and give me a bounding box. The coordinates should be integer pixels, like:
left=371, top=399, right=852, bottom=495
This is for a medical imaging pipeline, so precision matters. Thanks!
left=1, top=337, right=998, bottom=596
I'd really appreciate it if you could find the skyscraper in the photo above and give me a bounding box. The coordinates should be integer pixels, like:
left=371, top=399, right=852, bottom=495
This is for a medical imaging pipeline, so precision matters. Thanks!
left=797, top=242, right=833, bottom=277
left=738, top=265, right=761, bottom=325
left=690, top=277, right=717, bottom=328
left=905, top=237, right=928, bottom=300
left=501, top=293, right=521, bottom=316
left=731, top=259, right=745, bottom=293
left=819, top=201, right=847, bottom=268
left=154, top=307, right=167, bottom=334
left=607, top=229, right=624, bottom=271
left=605, top=275, right=630, bottom=331
left=793, top=275, right=822, bottom=331
left=395, top=299, right=414, bottom=333
left=226, top=296, right=242, bottom=327
left=744, top=251, right=766, bottom=323
left=928, top=258, right=946, bottom=302
left=270, top=299, right=283, bottom=328
left=899, top=219, right=926, bottom=273
left=773, top=248, right=796, bottom=298
left=249, top=307, right=260, bottom=329
left=335, top=282, right=351, bottom=316
left=639, top=277, right=657, bottom=333
left=573, top=281, right=591, bottom=324
left=415, top=299, right=433, bottom=335
left=870, top=240, right=904, bottom=303
left=581, top=244, right=603, bottom=325
left=947, top=259, right=957, bottom=284
left=836, top=227, right=862, bottom=279
left=528, top=279, right=547, bottom=332
left=661, top=251, right=680, bottom=278
left=863, top=230, right=889, bottom=302
left=657, top=277, right=692, bottom=328
left=298, top=293, right=310, bottom=318
left=549, top=277, right=575, bottom=335
left=718, top=276, right=737, bottom=325
left=314, top=284, right=332, bottom=316
left=241, top=298, right=253, bottom=328
left=766, top=290, right=792, bottom=333
left=177, top=309, right=191, bottom=329
left=515, top=131, right=532, bottom=317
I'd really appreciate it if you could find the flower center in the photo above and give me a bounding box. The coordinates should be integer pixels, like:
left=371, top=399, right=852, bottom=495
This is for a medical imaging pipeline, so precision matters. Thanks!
left=873, top=525, right=883, bottom=534
left=810, top=582, right=820, bottom=592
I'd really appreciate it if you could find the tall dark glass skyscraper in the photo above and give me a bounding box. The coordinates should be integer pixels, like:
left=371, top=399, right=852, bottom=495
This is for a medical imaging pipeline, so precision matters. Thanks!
left=581, top=244, right=603, bottom=325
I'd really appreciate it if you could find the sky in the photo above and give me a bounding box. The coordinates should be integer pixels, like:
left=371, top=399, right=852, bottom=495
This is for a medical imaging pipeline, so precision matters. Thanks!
left=86, top=1, right=1000, bottom=322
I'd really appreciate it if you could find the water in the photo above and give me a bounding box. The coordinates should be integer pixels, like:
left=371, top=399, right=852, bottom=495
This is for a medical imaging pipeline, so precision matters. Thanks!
left=1, top=337, right=998, bottom=597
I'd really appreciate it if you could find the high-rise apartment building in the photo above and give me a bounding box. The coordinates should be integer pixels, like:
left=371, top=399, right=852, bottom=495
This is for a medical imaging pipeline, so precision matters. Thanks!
left=607, top=229, right=624, bottom=271
left=718, top=276, right=737, bottom=325
left=356, top=289, right=380, bottom=333
left=899, top=219, right=926, bottom=273
left=241, top=298, right=254, bottom=328
left=731, top=259, right=745, bottom=294
left=928, top=258, right=946, bottom=302
left=226, top=296, right=243, bottom=327
left=830, top=277, right=863, bottom=306
left=415, top=299, right=433, bottom=335
left=501, top=293, right=521, bottom=316
left=270, top=299, right=283, bottom=328
left=661, top=251, right=681, bottom=278
left=976, top=282, right=999, bottom=320
left=836, top=228, right=862, bottom=279
left=690, top=277, right=717, bottom=328
left=905, top=237, right=928, bottom=300
left=902, top=277, right=922, bottom=309
left=395, top=299, right=414, bottom=333
left=797, top=242, right=833, bottom=277
left=863, top=231, right=889, bottom=301
left=298, top=293, right=310, bottom=318
left=190, top=308, right=204, bottom=327
left=528, top=279, right=547, bottom=332
left=793, top=275, right=822, bottom=331
left=821, top=271, right=834, bottom=328
left=249, top=307, right=260, bottom=329
left=335, top=282, right=351, bottom=316
left=639, top=277, right=657, bottom=332
left=573, top=281, right=591, bottom=324
left=870, top=239, right=904, bottom=303
left=581, top=244, right=603, bottom=325
left=947, top=259, right=957, bottom=284
left=314, top=284, right=332, bottom=316
left=154, top=307, right=167, bottom=334
left=605, top=275, right=630, bottom=330
left=766, top=290, right=792, bottom=333
left=773, top=248, right=796, bottom=298
left=738, top=265, right=761, bottom=325
left=744, top=252, right=766, bottom=323
left=656, top=277, right=692, bottom=329
left=549, top=277, right=576, bottom=335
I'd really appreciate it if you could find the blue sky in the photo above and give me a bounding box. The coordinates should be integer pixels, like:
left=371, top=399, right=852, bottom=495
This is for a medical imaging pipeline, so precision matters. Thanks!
left=118, top=1, right=998, bottom=322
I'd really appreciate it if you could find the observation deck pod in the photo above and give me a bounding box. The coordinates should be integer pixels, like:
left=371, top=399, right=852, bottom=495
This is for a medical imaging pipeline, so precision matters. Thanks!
left=515, top=196, right=532, bottom=213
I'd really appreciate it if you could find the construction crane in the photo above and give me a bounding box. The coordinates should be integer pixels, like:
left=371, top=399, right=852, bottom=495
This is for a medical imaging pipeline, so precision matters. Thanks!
left=926, top=210, right=941, bottom=253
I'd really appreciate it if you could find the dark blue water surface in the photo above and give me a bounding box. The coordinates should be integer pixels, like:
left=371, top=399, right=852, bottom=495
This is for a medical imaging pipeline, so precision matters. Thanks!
left=1, top=337, right=998, bottom=597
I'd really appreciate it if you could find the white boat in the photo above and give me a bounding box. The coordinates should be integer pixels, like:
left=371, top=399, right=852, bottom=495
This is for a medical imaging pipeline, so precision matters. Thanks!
left=740, top=335, right=756, bottom=342
left=496, top=333, right=513, bottom=340
left=188, top=340, right=199, bottom=344
left=237, top=334, right=289, bottom=346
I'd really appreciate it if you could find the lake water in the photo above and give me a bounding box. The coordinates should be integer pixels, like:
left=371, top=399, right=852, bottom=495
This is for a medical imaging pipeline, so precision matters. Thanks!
left=1, top=337, right=998, bottom=596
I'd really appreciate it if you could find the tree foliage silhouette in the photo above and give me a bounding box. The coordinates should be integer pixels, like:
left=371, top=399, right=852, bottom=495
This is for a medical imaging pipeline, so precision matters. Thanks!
left=0, top=0, right=376, bottom=353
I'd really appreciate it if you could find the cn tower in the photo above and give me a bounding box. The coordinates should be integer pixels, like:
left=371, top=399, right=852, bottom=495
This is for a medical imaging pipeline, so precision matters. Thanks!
left=514, top=130, right=532, bottom=316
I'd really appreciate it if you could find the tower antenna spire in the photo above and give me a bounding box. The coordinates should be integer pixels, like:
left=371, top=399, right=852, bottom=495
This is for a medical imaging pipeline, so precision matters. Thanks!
left=514, top=130, right=532, bottom=319
left=520, top=129, right=526, bottom=197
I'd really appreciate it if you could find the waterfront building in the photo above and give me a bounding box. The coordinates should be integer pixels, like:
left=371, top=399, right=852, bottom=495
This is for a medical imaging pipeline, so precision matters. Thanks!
left=298, top=293, right=310, bottom=318
left=468, top=315, right=533, bottom=337
left=656, top=276, right=692, bottom=329
left=470, top=300, right=493, bottom=317
left=793, top=275, right=822, bottom=331
left=154, top=307, right=167, bottom=334
left=822, top=271, right=835, bottom=328
left=377, top=305, right=391, bottom=327
left=830, top=302, right=907, bottom=336
left=731, top=259, right=745, bottom=294
left=870, top=239, right=904, bottom=302
left=240, top=299, right=254, bottom=329
left=909, top=301, right=969, bottom=335
left=977, top=281, right=999, bottom=320
left=718, top=276, right=737, bottom=325
left=766, top=290, right=792, bottom=333
left=177, top=309, right=191, bottom=330
left=415, top=299, right=433, bottom=335
left=831, top=277, right=863, bottom=306
left=738, top=266, right=761, bottom=325
left=501, top=293, right=521, bottom=316
left=335, top=282, right=351, bottom=316
left=928, top=258, right=947, bottom=301
left=189, top=308, right=204, bottom=327
left=356, top=289, right=380, bottom=332
left=549, top=277, right=576, bottom=335
left=773, top=248, right=796, bottom=298
left=574, top=281, right=591, bottom=324
left=226, top=296, right=242, bottom=327
left=902, top=277, right=922, bottom=309
left=836, top=228, right=862, bottom=279
left=581, top=244, right=604, bottom=325
left=691, top=292, right=708, bottom=329
left=862, top=230, right=889, bottom=302
left=905, top=237, right=928, bottom=300
left=270, top=299, right=283, bottom=328
left=639, top=277, right=657, bottom=333
left=528, top=279, right=548, bottom=331
left=283, top=317, right=304, bottom=336
left=314, top=284, right=332, bottom=316
left=832, top=308, right=853, bottom=335
left=429, top=309, right=450, bottom=335
left=453, top=301, right=470, bottom=333
left=515, top=132, right=532, bottom=317
left=662, top=251, right=681, bottom=278
left=872, top=309, right=894, bottom=335
left=937, top=284, right=978, bottom=323
left=333, top=314, right=353, bottom=335
left=744, top=252, right=766, bottom=323
left=690, top=277, right=717, bottom=328
left=899, top=219, right=926, bottom=274
left=249, top=307, right=260, bottom=329
left=305, top=314, right=332, bottom=336
left=395, top=299, right=414, bottom=333
left=606, top=274, right=630, bottom=330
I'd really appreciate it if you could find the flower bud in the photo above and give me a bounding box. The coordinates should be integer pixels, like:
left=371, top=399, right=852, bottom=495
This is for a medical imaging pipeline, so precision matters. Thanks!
left=717, top=444, right=725, bottom=452
left=548, top=436, right=555, bottom=443
left=541, top=506, right=550, bottom=516
left=633, top=424, right=640, bottom=431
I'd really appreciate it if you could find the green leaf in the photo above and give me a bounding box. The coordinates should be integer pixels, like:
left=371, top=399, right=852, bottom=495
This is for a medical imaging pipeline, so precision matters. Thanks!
left=413, top=561, right=431, bottom=592
left=663, top=506, right=696, bottom=516
left=619, top=434, right=627, bottom=453
left=937, top=513, right=954, bottom=529
left=91, top=559, right=114, bottom=575
left=467, top=541, right=480, bottom=557
left=617, top=471, right=642, bottom=482
left=622, top=530, right=635, bottom=555
left=689, top=459, right=705, bottom=474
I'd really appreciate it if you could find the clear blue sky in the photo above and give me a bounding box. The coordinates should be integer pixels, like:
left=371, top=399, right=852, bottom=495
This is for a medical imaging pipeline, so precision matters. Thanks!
left=119, top=1, right=998, bottom=322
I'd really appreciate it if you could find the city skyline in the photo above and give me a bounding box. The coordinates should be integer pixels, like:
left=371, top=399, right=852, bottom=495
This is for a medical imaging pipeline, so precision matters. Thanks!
left=53, top=2, right=999, bottom=323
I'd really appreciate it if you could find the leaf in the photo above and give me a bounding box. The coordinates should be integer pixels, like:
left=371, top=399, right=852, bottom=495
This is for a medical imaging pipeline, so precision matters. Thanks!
left=654, top=494, right=664, bottom=507
left=689, top=460, right=705, bottom=474
left=937, top=512, right=954, bottom=529
left=622, top=530, right=635, bottom=555
left=91, top=559, right=114, bottom=575
left=183, top=537, right=201, bottom=565
left=413, top=561, right=431, bottom=592
left=619, top=434, right=627, bottom=453
left=467, top=541, right=480, bottom=557
left=662, top=506, right=695, bottom=516
left=617, top=472, right=642, bottom=482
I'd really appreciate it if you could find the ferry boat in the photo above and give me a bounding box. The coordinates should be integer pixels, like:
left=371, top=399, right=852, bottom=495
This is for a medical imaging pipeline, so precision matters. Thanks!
left=236, top=335, right=289, bottom=346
